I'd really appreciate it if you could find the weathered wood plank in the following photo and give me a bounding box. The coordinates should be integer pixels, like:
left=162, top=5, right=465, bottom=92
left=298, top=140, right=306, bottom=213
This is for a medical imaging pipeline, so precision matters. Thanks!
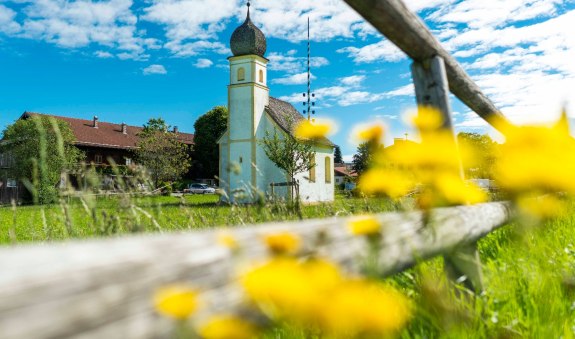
left=0, top=202, right=510, bottom=339
left=412, top=55, right=485, bottom=292
left=342, top=0, right=511, bottom=131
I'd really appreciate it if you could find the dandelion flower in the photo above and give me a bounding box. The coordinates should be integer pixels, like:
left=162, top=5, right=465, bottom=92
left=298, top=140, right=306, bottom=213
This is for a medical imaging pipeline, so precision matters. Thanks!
left=153, top=284, right=198, bottom=320
left=199, top=315, right=258, bottom=339
left=294, top=118, right=335, bottom=140
left=217, top=232, right=238, bottom=250
left=263, top=232, right=301, bottom=255
left=348, top=215, right=381, bottom=236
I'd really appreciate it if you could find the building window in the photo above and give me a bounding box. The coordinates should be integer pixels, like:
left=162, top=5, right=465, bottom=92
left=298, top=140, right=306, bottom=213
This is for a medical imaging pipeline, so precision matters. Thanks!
left=125, top=157, right=132, bottom=166
left=7, top=178, right=17, bottom=188
left=95, top=155, right=103, bottom=164
left=325, top=157, right=332, bottom=183
left=237, top=67, right=245, bottom=81
left=309, top=154, right=316, bottom=182
left=259, top=69, right=264, bottom=83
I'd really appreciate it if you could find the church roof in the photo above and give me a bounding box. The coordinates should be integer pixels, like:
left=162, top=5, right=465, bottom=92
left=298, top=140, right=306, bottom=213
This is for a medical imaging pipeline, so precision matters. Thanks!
left=265, top=97, right=334, bottom=147
left=230, top=3, right=267, bottom=58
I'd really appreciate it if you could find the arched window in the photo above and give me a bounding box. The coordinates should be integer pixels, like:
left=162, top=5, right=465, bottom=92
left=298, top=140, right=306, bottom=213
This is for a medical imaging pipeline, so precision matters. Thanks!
left=259, top=69, right=264, bottom=83
left=309, top=154, right=316, bottom=182
left=237, top=67, right=245, bottom=81
left=325, top=157, right=332, bottom=183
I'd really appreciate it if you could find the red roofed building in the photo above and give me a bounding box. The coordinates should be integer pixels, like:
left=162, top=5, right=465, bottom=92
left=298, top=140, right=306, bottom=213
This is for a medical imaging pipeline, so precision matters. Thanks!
left=334, top=163, right=357, bottom=186
left=20, top=112, right=194, bottom=167
left=1, top=113, right=194, bottom=203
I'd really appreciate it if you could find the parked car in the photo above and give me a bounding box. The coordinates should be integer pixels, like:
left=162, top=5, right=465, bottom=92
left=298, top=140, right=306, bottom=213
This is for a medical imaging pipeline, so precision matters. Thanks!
left=185, top=183, right=216, bottom=194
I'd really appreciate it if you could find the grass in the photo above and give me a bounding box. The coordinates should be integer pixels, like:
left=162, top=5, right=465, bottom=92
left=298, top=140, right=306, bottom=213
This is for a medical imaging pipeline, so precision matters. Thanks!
left=391, top=210, right=575, bottom=338
left=3, top=192, right=575, bottom=337
left=0, top=193, right=397, bottom=245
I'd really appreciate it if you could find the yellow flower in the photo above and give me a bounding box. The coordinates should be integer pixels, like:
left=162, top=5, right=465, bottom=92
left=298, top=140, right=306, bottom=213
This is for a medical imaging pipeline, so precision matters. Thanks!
left=495, top=119, right=575, bottom=195
left=516, top=194, right=566, bottom=219
left=434, top=174, right=487, bottom=205
left=294, top=119, right=335, bottom=140
left=355, top=123, right=385, bottom=143
left=321, top=280, right=412, bottom=335
left=263, top=232, right=301, bottom=255
left=410, top=106, right=444, bottom=132
left=217, top=232, right=238, bottom=250
left=199, top=315, right=258, bottom=339
left=348, top=215, right=381, bottom=236
left=242, top=258, right=341, bottom=324
left=358, top=168, right=413, bottom=198
left=153, top=284, right=198, bottom=320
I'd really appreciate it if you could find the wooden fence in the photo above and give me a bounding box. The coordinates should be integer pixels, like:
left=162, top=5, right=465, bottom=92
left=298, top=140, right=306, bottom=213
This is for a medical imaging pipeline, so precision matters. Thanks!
left=0, top=0, right=515, bottom=337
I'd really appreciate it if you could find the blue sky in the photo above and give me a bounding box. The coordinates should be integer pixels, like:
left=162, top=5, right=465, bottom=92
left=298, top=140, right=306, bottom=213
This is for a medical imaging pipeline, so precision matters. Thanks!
left=0, top=0, right=573, bottom=161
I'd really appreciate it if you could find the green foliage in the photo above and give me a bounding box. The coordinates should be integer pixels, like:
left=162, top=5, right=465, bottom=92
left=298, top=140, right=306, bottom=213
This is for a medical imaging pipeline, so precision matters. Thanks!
left=136, top=118, right=192, bottom=188
left=0, top=115, right=84, bottom=204
left=334, top=145, right=343, bottom=164
left=259, top=123, right=315, bottom=200
left=351, top=141, right=380, bottom=175
left=457, top=132, right=498, bottom=179
left=192, top=106, right=228, bottom=180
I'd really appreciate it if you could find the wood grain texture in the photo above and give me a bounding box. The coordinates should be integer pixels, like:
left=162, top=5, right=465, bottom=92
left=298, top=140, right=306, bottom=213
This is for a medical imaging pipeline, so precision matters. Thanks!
left=0, top=202, right=510, bottom=338
left=342, top=0, right=511, bottom=131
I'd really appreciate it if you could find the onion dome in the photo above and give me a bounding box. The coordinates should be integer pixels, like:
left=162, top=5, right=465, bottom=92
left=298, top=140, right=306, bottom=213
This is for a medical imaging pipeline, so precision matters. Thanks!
left=230, top=2, right=267, bottom=57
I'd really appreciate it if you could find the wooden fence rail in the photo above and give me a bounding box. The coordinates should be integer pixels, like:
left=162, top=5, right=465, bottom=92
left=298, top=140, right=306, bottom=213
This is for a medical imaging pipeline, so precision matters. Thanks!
left=0, top=202, right=510, bottom=339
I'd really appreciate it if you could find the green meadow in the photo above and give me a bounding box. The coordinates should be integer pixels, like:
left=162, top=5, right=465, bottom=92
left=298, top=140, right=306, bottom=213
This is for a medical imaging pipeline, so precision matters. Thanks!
left=0, top=194, right=397, bottom=245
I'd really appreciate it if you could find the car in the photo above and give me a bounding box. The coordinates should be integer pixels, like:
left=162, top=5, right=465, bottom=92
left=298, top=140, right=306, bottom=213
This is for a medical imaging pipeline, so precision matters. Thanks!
left=186, top=183, right=216, bottom=194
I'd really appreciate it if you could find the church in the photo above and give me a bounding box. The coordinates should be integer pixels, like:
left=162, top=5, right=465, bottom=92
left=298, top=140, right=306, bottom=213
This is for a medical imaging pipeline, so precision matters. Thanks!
left=218, top=3, right=335, bottom=203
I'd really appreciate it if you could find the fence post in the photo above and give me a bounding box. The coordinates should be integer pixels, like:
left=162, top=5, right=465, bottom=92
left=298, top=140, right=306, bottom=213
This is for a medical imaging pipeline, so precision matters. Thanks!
left=411, top=55, right=484, bottom=292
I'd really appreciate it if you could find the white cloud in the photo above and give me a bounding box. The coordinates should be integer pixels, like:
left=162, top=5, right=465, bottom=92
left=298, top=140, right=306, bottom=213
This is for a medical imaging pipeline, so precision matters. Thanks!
left=337, top=39, right=405, bottom=64
left=164, top=40, right=228, bottom=57
left=143, top=0, right=238, bottom=41
left=340, top=75, right=365, bottom=87
left=267, top=52, right=329, bottom=74
left=0, top=0, right=154, bottom=60
left=0, top=5, right=21, bottom=34
left=143, top=64, right=167, bottom=75
left=194, top=58, right=213, bottom=68
left=272, top=72, right=315, bottom=85
left=429, top=0, right=564, bottom=29
left=95, top=50, right=113, bottom=58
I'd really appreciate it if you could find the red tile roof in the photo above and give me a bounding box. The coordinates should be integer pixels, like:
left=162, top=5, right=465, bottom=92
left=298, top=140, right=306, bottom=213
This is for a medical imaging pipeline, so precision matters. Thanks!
left=334, top=166, right=357, bottom=177
left=21, top=112, right=194, bottom=150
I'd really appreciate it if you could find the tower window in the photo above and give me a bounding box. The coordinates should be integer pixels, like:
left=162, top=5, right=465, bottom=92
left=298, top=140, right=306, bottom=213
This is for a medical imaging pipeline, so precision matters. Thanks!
left=309, top=154, right=316, bottom=182
left=325, top=157, right=332, bottom=183
left=259, top=69, right=264, bottom=83
left=237, top=67, right=245, bottom=81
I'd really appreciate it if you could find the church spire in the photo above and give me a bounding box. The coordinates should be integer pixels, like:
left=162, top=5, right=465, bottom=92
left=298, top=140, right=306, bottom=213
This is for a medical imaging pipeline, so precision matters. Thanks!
left=246, top=1, right=250, bottom=20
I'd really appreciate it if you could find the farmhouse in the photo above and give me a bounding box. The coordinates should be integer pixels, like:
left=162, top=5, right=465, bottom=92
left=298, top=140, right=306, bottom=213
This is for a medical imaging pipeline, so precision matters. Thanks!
left=0, top=113, right=194, bottom=203
left=218, top=3, right=335, bottom=203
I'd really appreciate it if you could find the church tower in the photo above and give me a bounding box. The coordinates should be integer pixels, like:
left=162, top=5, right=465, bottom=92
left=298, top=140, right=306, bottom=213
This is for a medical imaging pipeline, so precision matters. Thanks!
left=225, top=1, right=269, bottom=197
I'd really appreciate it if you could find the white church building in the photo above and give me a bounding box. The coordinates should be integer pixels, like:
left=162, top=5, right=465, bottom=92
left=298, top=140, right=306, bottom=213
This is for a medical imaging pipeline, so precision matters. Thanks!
left=218, top=3, right=335, bottom=203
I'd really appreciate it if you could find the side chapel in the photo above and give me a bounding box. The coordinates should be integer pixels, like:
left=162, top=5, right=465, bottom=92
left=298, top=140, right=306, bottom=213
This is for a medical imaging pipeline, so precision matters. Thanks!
left=218, top=3, right=335, bottom=203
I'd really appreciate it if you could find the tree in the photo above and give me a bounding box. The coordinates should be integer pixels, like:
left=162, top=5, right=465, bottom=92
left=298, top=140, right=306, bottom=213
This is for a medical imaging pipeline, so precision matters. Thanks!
left=0, top=115, right=84, bottom=204
left=457, top=132, right=498, bottom=179
left=334, top=145, right=343, bottom=164
left=192, top=106, right=228, bottom=180
left=135, top=118, right=192, bottom=188
left=352, top=141, right=377, bottom=175
left=259, top=123, right=315, bottom=200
